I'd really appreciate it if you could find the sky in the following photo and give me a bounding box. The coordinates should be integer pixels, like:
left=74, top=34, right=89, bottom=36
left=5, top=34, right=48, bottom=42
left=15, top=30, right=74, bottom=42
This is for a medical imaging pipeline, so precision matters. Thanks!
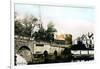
left=15, top=4, right=95, bottom=40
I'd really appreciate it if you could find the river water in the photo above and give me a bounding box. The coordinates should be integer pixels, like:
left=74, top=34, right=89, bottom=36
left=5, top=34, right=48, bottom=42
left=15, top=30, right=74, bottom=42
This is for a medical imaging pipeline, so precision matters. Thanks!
left=71, top=50, right=94, bottom=55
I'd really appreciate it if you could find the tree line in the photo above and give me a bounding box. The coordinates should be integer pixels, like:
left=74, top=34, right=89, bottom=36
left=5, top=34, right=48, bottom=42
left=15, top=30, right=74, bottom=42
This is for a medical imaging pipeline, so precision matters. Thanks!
left=15, top=13, right=57, bottom=42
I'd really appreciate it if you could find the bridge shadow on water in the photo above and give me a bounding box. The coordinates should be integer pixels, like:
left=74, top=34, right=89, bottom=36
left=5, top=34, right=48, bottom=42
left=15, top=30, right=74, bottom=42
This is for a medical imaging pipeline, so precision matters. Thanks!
left=28, top=54, right=94, bottom=65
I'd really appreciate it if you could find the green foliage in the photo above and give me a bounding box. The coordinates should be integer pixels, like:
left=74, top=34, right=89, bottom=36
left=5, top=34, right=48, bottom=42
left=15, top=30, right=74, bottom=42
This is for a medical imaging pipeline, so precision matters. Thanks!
left=14, top=13, right=57, bottom=42
left=33, top=27, right=46, bottom=41
left=15, top=15, right=38, bottom=37
left=47, top=22, right=57, bottom=33
left=46, top=22, right=57, bottom=42
left=15, top=20, right=25, bottom=36
left=65, top=34, right=72, bottom=44
left=34, top=22, right=57, bottom=42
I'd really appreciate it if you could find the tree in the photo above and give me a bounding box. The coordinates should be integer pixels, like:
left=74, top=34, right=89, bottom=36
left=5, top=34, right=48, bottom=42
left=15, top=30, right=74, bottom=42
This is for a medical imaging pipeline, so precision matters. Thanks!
left=46, top=22, right=57, bottom=42
left=46, top=22, right=57, bottom=33
left=33, top=22, right=57, bottom=42
left=65, top=34, right=72, bottom=45
left=22, top=15, right=38, bottom=37
left=34, top=27, right=46, bottom=41
left=14, top=14, right=38, bottom=37
left=14, top=12, right=25, bottom=36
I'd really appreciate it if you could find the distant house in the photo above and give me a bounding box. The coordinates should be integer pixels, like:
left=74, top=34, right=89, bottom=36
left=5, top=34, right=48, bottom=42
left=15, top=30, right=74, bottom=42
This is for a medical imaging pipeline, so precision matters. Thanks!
left=72, top=33, right=94, bottom=49
left=54, top=34, right=72, bottom=45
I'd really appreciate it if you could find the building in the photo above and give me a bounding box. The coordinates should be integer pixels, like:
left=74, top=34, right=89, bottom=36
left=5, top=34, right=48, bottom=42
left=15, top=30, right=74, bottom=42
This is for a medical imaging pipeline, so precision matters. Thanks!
left=72, top=33, right=94, bottom=49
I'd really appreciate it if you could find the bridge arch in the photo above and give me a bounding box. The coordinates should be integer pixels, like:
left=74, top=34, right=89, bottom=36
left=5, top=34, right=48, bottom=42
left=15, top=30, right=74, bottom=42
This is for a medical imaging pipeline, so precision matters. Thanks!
left=54, top=50, right=57, bottom=56
left=18, top=46, right=31, bottom=51
left=43, top=50, right=48, bottom=57
left=17, top=46, right=33, bottom=64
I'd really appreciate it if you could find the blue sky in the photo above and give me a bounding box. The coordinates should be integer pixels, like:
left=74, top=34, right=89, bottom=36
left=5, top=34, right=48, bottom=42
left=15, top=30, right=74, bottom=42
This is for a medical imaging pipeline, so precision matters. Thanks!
left=15, top=4, right=95, bottom=39
left=15, top=4, right=95, bottom=22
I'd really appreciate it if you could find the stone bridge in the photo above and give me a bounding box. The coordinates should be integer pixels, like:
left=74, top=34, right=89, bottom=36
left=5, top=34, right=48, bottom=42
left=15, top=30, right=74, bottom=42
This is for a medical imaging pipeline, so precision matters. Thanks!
left=15, top=36, right=71, bottom=64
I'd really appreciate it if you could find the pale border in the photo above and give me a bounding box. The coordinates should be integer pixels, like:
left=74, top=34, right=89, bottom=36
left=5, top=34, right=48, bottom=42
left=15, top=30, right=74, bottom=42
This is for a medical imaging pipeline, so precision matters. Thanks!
left=10, top=0, right=14, bottom=69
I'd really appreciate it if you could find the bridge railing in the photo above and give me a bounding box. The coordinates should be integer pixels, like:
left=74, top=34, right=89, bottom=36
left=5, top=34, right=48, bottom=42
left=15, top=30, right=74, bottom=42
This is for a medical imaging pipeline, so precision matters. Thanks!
left=15, top=35, right=71, bottom=48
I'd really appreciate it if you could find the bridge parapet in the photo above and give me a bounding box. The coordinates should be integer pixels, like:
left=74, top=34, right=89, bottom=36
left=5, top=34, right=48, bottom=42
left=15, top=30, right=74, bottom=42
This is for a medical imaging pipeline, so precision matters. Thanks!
left=15, top=36, right=71, bottom=55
